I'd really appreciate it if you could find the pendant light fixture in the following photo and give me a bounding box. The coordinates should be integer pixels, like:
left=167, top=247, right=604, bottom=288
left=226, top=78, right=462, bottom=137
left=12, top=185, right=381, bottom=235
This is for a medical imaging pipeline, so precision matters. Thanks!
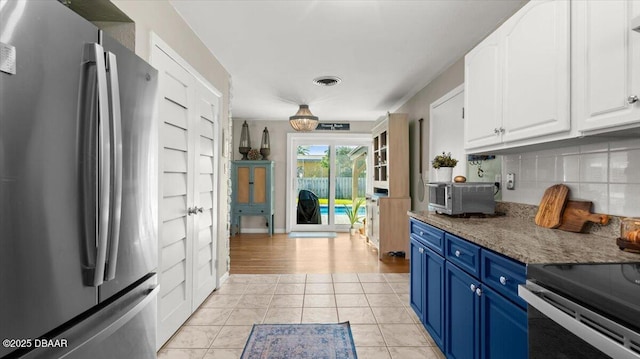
left=289, top=104, right=318, bottom=132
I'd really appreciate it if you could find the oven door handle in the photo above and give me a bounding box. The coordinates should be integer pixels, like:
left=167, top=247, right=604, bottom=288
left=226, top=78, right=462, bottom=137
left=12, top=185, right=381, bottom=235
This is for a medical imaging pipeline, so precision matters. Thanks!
left=518, top=281, right=640, bottom=359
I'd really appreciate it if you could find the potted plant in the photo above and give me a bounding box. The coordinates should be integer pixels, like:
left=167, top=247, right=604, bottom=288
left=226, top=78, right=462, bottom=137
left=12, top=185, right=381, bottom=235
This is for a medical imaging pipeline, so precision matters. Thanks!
left=432, top=152, right=458, bottom=182
left=344, top=198, right=365, bottom=235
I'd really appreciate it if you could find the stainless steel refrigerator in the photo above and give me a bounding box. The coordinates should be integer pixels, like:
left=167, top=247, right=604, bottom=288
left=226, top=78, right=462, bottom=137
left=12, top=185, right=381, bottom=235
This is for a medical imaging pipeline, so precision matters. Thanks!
left=1, top=1, right=159, bottom=358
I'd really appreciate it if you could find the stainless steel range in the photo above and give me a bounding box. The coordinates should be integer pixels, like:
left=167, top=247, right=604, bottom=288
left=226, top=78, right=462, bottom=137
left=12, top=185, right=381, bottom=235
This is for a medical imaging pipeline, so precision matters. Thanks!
left=519, top=262, right=640, bottom=359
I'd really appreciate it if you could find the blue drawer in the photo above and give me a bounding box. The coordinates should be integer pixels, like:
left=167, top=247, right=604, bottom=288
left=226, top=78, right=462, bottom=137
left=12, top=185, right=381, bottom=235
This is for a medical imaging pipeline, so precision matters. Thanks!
left=445, top=233, right=481, bottom=278
left=481, top=250, right=527, bottom=309
left=410, top=219, right=445, bottom=255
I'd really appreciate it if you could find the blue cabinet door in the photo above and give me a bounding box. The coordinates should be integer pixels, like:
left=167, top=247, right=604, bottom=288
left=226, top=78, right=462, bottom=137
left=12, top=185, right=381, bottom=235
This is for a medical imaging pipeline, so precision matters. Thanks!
left=446, top=262, right=481, bottom=359
left=409, top=238, right=425, bottom=320
left=480, top=286, right=528, bottom=359
left=424, top=247, right=445, bottom=350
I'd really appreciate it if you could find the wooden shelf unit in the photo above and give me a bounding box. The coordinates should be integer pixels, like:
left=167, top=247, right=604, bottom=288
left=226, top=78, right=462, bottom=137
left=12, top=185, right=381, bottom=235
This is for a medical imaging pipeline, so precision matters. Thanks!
left=368, top=113, right=411, bottom=259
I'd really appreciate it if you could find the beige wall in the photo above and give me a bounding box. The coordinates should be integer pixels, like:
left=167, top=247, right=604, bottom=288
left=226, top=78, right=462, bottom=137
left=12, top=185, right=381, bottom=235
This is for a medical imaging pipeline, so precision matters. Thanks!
left=396, top=58, right=465, bottom=212
left=232, top=119, right=375, bottom=232
left=111, top=0, right=231, bottom=278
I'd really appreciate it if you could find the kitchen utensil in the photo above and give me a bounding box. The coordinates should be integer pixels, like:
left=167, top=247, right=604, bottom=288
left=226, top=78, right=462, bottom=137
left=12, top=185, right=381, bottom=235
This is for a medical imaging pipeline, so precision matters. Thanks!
left=534, top=184, right=570, bottom=228
left=417, top=118, right=425, bottom=202
left=557, top=200, right=610, bottom=233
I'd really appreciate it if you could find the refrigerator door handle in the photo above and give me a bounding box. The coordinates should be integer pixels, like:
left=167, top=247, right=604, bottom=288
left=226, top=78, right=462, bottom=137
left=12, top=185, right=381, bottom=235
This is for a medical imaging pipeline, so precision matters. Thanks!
left=93, top=43, right=110, bottom=287
left=105, top=51, right=123, bottom=281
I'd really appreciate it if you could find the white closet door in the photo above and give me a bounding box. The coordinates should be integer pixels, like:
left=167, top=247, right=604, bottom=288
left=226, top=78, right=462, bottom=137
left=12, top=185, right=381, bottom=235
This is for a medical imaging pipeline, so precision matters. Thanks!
left=192, top=81, right=219, bottom=308
left=154, top=46, right=196, bottom=347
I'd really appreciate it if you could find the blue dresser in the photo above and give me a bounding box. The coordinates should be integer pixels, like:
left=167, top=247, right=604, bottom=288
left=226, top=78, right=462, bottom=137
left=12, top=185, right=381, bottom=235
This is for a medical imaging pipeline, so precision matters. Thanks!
left=231, top=161, right=275, bottom=235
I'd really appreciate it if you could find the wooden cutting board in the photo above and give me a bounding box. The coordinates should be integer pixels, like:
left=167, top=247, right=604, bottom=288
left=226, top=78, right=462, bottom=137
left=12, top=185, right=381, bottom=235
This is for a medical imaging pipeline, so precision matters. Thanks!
left=535, top=184, right=570, bottom=228
left=558, top=200, right=611, bottom=233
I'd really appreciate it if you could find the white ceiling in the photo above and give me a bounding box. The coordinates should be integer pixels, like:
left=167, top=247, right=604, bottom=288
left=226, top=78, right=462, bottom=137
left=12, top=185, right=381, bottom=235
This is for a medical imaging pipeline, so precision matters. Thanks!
left=170, top=0, right=525, bottom=122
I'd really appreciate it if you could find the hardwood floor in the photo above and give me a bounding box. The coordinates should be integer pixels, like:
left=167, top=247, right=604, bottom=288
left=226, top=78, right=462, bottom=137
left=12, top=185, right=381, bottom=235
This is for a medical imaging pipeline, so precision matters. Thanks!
left=230, top=233, right=409, bottom=274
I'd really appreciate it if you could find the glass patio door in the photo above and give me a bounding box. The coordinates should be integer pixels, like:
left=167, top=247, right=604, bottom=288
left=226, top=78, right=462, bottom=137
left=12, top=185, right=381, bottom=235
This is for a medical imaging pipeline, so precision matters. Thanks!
left=286, top=133, right=370, bottom=232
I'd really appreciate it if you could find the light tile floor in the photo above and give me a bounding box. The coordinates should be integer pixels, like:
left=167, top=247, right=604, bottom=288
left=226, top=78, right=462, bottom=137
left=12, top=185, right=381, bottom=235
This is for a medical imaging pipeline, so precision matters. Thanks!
left=158, top=273, right=445, bottom=359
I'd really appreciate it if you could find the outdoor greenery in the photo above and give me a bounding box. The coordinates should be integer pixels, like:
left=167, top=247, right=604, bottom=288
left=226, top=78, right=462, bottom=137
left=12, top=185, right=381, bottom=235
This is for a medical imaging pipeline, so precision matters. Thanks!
left=431, top=152, right=458, bottom=169
left=343, top=198, right=365, bottom=228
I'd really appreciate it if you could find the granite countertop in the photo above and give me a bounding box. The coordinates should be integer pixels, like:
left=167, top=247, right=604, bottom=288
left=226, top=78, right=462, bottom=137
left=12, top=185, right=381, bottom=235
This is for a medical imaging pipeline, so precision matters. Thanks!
left=408, top=210, right=640, bottom=264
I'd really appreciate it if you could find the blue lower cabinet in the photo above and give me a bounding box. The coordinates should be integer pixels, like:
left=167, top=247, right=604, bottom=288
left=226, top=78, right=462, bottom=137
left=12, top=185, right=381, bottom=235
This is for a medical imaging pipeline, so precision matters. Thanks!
left=481, top=286, right=528, bottom=359
left=424, top=247, right=445, bottom=350
left=409, top=218, right=528, bottom=359
left=445, top=262, right=481, bottom=359
left=410, top=238, right=426, bottom=319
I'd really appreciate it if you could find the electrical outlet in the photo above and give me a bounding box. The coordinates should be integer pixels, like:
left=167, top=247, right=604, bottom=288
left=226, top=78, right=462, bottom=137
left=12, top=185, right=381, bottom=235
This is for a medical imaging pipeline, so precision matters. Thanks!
left=506, top=173, right=515, bottom=190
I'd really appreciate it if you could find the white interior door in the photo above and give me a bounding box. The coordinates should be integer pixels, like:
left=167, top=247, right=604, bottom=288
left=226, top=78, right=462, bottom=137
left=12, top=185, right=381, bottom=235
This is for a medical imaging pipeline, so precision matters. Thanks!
left=154, top=45, right=195, bottom=348
left=152, top=40, right=221, bottom=348
left=192, top=81, right=219, bottom=308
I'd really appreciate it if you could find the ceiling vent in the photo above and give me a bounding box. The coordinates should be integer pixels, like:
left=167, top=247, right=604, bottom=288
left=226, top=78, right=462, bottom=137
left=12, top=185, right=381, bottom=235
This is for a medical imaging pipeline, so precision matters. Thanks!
left=313, top=76, right=342, bottom=87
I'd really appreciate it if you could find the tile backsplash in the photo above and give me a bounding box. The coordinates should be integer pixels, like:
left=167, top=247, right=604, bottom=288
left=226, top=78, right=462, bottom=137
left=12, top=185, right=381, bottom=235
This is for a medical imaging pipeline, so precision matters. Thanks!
left=501, top=138, right=640, bottom=217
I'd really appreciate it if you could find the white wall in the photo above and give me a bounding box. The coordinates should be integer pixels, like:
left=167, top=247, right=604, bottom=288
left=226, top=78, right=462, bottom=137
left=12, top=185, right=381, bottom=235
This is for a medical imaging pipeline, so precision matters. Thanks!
left=502, top=138, right=640, bottom=217
left=395, top=58, right=465, bottom=212
left=231, top=119, right=376, bottom=232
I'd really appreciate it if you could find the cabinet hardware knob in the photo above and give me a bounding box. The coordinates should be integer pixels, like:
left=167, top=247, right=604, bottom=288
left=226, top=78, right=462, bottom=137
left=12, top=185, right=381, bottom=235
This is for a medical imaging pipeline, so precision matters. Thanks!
left=500, top=127, right=505, bottom=133
left=476, top=288, right=483, bottom=297
left=470, top=284, right=476, bottom=292
left=455, top=250, right=461, bottom=257
left=420, top=231, right=424, bottom=236
left=197, top=207, right=204, bottom=213
left=419, top=247, right=424, bottom=254
left=499, top=276, right=507, bottom=285
left=187, top=207, right=197, bottom=216
left=494, top=128, right=499, bottom=134
left=628, top=95, right=638, bottom=104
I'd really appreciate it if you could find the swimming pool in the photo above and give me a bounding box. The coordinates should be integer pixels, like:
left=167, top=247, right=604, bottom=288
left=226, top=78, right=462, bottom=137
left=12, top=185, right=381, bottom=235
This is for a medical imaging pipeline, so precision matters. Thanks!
left=319, top=205, right=366, bottom=216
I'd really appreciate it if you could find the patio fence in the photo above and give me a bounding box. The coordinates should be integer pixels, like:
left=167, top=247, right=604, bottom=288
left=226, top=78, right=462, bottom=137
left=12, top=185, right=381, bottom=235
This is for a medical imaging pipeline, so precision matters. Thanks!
left=298, top=177, right=366, bottom=199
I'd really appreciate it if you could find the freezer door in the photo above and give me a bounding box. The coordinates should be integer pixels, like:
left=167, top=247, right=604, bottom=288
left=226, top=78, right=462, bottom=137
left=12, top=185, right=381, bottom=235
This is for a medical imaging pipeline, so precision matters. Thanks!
left=98, top=34, right=159, bottom=302
left=18, top=274, right=158, bottom=359
left=0, top=2, right=100, bottom=357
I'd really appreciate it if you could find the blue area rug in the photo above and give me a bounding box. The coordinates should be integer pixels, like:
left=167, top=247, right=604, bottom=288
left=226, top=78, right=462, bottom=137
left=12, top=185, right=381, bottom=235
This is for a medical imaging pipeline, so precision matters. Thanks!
left=241, top=322, right=357, bottom=359
left=288, top=231, right=337, bottom=238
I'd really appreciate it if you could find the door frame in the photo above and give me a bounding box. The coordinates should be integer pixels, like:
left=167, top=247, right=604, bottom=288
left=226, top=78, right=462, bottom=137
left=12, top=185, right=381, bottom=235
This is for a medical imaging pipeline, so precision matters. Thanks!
left=285, top=132, right=371, bottom=233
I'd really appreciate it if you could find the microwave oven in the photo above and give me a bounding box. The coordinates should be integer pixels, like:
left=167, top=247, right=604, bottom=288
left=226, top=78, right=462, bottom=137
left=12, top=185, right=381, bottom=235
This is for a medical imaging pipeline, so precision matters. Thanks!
left=427, top=182, right=495, bottom=215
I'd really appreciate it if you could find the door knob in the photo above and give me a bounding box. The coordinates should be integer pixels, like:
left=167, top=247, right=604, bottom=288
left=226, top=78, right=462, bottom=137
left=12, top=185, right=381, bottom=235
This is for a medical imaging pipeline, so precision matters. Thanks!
left=627, top=95, right=638, bottom=104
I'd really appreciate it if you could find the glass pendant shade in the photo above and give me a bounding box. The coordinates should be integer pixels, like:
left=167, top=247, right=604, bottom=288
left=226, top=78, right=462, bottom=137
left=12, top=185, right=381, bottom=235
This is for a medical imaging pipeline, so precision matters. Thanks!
left=239, top=121, right=251, bottom=160
left=289, top=104, right=318, bottom=132
left=260, top=127, right=270, bottom=160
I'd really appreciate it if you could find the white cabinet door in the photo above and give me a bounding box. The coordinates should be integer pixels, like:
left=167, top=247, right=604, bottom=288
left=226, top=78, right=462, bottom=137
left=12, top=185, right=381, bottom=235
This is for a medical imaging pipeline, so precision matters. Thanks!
left=464, top=31, right=502, bottom=150
left=574, top=0, right=640, bottom=132
left=501, top=0, right=570, bottom=142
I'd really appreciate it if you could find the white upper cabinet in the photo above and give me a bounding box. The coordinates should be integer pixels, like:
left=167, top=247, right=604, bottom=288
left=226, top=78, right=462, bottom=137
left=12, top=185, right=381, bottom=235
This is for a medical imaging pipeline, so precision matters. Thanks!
left=464, top=0, right=570, bottom=151
left=501, top=0, right=570, bottom=142
left=464, top=31, right=503, bottom=149
left=573, top=0, right=640, bottom=133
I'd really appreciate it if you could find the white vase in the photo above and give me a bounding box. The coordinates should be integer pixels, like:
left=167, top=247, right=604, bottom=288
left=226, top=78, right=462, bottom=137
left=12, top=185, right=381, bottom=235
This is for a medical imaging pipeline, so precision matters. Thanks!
left=435, top=167, right=453, bottom=182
